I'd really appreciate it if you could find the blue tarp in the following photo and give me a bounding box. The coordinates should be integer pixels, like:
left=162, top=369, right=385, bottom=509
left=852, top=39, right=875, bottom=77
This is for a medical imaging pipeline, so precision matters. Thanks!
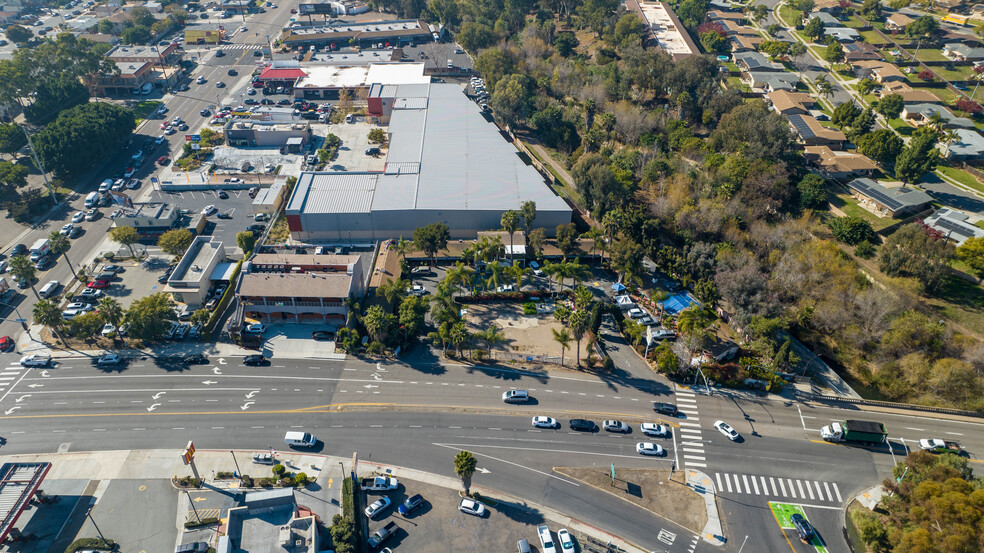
left=659, top=292, right=699, bottom=315
left=611, top=282, right=626, bottom=292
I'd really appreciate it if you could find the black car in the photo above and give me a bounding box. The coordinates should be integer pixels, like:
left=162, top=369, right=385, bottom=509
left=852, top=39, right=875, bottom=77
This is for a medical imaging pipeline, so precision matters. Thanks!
left=182, top=353, right=208, bottom=364
left=261, top=98, right=274, bottom=105
left=243, top=354, right=268, bottom=366
left=244, top=98, right=258, bottom=105
left=158, top=265, right=176, bottom=283
left=790, top=514, right=815, bottom=541
left=215, top=81, right=225, bottom=88
left=652, top=402, right=679, bottom=416
left=200, top=108, right=210, bottom=116
left=253, top=50, right=262, bottom=56
left=247, top=223, right=265, bottom=233
left=11, top=244, right=27, bottom=257
left=217, top=190, right=228, bottom=199
left=312, top=330, right=335, bottom=341
left=35, top=256, right=54, bottom=271
left=569, top=418, right=596, bottom=432
left=277, top=98, right=291, bottom=105
left=227, top=68, right=237, bottom=76
left=217, top=212, right=232, bottom=219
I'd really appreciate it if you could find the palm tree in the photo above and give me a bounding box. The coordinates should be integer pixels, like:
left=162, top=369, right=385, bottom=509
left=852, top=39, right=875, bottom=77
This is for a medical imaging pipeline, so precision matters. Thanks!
left=567, top=261, right=590, bottom=289
left=651, top=290, right=670, bottom=321
left=33, top=299, right=65, bottom=344
left=941, top=128, right=960, bottom=157
left=428, top=320, right=454, bottom=354
left=343, top=294, right=362, bottom=328
left=815, top=75, right=833, bottom=104
left=449, top=321, right=469, bottom=357
left=677, top=306, right=713, bottom=354
left=378, top=278, right=408, bottom=311
left=505, top=261, right=531, bottom=291
left=10, top=255, right=39, bottom=300
left=98, top=297, right=124, bottom=328
left=927, top=111, right=946, bottom=134
left=552, top=327, right=571, bottom=366
left=500, top=210, right=520, bottom=262
left=568, top=308, right=589, bottom=367
left=485, top=261, right=505, bottom=291
left=429, top=282, right=459, bottom=325
left=573, top=285, right=594, bottom=310
left=444, top=262, right=474, bottom=296
left=542, top=260, right=560, bottom=291
left=454, top=450, right=478, bottom=496
left=48, top=231, right=76, bottom=278
left=478, top=324, right=506, bottom=356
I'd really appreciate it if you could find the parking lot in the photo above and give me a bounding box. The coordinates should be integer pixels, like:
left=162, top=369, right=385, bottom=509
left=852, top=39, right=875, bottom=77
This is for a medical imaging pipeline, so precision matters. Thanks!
left=145, top=188, right=260, bottom=255
left=364, top=478, right=564, bottom=553
left=324, top=122, right=386, bottom=172
left=399, top=42, right=474, bottom=71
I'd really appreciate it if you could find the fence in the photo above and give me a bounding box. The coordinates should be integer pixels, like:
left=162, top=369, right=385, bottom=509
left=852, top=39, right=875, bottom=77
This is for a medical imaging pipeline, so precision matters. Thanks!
left=461, top=349, right=568, bottom=368
left=799, top=391, right=984, bottom=418
left=960, top=162, right=984, bottom=184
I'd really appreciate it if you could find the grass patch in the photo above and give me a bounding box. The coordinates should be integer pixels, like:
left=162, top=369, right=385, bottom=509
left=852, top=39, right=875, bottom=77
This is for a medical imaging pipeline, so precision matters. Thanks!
left=777, top=5, right=800, bottom=25
left=267, top=214, right=289, bottom=243
left=925, top=275, right=984, bottom=340
left=887, top=118, right=914, bottom=136
left=937, top=165, right=984, bottom=195
left=830, top=193, right=896, bottom=231
left=914, top=49, right=949, bottom=62
left=844, top=15, right=869, bottom=28
left=860, top=30, right=889, bottom=45
left=933, top=66, right=975, bottom=82
left=930, top=87, right=963, bottom=106
left=725, top=75, right=751, bottom=92
left=132, top=100, right=162, bottom=124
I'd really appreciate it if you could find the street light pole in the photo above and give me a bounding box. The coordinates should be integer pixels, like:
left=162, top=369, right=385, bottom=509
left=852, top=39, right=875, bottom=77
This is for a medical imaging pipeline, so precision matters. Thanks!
left=230, top=449, right=243, bottom=480
left=86, top=510, right=108, bottom=542
left=0, top=301, right=29, bottom=332
left=185, top=489, right=202, bottom=522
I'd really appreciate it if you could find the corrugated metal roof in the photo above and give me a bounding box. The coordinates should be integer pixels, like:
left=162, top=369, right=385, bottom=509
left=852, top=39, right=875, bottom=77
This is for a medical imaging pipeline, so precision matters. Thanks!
left=385, top=162, right=420, bottom=174
left=287, top=172, right=377, bottom=214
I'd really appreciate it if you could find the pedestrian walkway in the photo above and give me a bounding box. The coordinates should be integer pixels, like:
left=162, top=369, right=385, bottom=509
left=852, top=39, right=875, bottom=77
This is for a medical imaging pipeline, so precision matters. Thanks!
left=713, top=472, right=844, bottom=503
left=674, top=389, right=707, bottom=469
left=0, top=362, right=24, bottom=395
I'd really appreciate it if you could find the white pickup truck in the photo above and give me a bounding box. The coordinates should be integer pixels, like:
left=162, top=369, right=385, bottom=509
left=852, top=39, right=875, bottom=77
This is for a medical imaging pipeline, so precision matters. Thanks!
left=361, top=475, right=399, bottom=491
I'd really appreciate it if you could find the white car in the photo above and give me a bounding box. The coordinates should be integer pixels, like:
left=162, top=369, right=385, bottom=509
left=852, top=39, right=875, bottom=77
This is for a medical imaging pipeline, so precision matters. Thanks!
left=714, top=420, right=740, bottom=441
left=557, top=529, right=576, bottom=553
left=640, top=423, right=670, bottom=437
left=60, top=223, right=74, bottom=235
left=532, top=416, right=558, bottom=429
left=627, top=308, right=646, bottom=318
left=496, top=284, right=515, bottom=292
left=0, top=260, right=7, bottom=273
left=111, top=178, right=124, bottom=191
left=72, top=211, right=85, bottom=223
left=155, top=134, right=165, bottom=144
left=127, top=179, right=140, bottom=189
left=409, top=284, right=427, bottom=296
left=201, top=205, right=218, bottom=215
left=123, top=167, right=135, bottom=178
left=96, top=353, right=121, bottom=366
left=364, top=497, right=391, bottom=519
left=85, top=209, right=99, bottom=221
left=245, top=322, right=265, bottom=334
left=19, top=354, right=51, bottom=367
left=603, top=420, right=630, bottom=433
left=101, top=324, right=116, bottom=336
left=458, top=497, right=485, bottom=517
left=636, top=442, right=665, bottom=456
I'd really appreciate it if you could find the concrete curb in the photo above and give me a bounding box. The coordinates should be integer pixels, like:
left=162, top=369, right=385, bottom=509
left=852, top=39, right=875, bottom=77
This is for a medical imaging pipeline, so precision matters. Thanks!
left=685, top=469, right=726, bottom=547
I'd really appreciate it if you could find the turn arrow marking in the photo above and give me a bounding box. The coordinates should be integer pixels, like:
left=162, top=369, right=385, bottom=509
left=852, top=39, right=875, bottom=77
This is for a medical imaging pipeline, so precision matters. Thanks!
left=15, top=395, right=30, bottom=403
left=212, top=367, right=222, bottom=375
left=147, top=403, right=160, bottom=412
left=202, top=380, right=217, bottom=385
left=245, top=391, right=259, bottom=399
left=241, top=401, right=254, bottom=410
left=40, top=370, right=50, bottom=378
left=152, top=392, right=166, bottom=400
left=218, top=358, right=227, bottom=365
left=363, top=384, right=379, bottom=389
left=4, top=406, right=20, bottom=415
left=477, top=467, right=490, bottom=474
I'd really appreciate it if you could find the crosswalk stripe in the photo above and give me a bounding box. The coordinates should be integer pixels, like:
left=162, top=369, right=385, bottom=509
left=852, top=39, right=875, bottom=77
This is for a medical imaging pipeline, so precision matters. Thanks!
left=823, top=482, right=832, bottom=502
left=682, top=447, right=705, bottom=453
left=715, top=473, right=722, bottom=493
left=0, top=377, right=15, bottom=381
left=683, top=454, right=706, bottom=461
left=676, top=398, right=697, bottom=403
left=733, top=474, right=742, bottom=493
left=678, top=427, right=702, bottom=433
left=676, top=392, right=695, bottom=397
left=808, top=481, right=817, bottom=500
left=770, top=477, right=778, bottom=496
left=742, top=474, right=750, bottom=494
left=723, top=474, right=732, bottom=492
left=788, top=479, right=797, bottom=498
left=680, top=441, right=704, bottom=447
left=687, top=462, right=706, bottom=468
left=815, top=481, right=824, bottom=500
left=778, top=478, right=787, bottom=496
left=833, top=483, right=843, bottom=502
left=750, top=476, right=760, bottom=495
left=761, top=477, right=769, bottom=495
left=679, top=422, right=701, bottom=427
left=797, top=480, right=807, bottom=499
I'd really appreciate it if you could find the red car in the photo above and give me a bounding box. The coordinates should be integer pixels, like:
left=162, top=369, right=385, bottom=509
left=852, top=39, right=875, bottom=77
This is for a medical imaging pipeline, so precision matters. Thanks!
left=157, top=156, right=169, bottom=166
left=160, top=121, right=169, bottom=130
left=0, top=336, right=13, bottom=352
left=289, top=7, right=296, bottom=12
left=88, top=279, right=110, bottom=289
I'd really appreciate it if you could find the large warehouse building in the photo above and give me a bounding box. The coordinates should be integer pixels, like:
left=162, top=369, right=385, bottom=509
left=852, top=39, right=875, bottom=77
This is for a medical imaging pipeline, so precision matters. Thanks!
left=285, top=83, right=571, bottom=241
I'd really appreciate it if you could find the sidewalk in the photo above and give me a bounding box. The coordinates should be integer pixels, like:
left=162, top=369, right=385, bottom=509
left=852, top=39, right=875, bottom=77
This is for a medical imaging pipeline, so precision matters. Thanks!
left=5, top=448, right=652, bottom=553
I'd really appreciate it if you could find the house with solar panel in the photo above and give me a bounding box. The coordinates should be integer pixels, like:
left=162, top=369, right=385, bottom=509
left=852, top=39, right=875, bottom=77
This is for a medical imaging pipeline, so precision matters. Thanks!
left=787, top=114, right=847, bottom=149
left=923, top=208, right=984, bottom=245
left=846, top=178, right=934, bottom=218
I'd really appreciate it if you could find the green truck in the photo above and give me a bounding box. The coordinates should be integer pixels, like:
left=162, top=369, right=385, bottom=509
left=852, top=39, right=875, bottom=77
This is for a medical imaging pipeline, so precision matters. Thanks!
left=820, top=420, right=887, bottom=445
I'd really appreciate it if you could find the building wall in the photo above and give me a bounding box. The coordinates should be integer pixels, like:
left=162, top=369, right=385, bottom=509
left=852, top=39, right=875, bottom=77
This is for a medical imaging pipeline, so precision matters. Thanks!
left=185, top=28, right=225, bottom=43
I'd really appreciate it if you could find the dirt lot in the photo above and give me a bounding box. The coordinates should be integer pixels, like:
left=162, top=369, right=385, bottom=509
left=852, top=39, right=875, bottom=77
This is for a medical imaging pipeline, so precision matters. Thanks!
left=462, top=303, right=589, bottom=362
left=554, top=467, right=707, bottom=533
left=366, top=478, right=579, bottom=552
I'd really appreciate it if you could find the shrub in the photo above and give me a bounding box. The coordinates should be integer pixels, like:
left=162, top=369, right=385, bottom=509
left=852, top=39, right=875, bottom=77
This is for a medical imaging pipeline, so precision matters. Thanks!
left=272, top=464, right=286, bottom=476
left=103, top=252, right=115, bottom=260
left=216, top=471, right=235, bottom=479
left=602, top=356, right=614, bottom=371
left=522, top=301, right=537, bottom=315
left=66, top=538, right=117, bottom=552
left=241, top=474, right=254, bottom=487
left=294, top=472, right=308, bottom=486
left=855, top=240, right=875, bottom=258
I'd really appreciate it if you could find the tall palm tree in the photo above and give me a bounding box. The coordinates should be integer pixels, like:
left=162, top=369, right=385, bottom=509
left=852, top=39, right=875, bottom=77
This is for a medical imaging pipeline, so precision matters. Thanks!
left=927, top=111, right=946, bottom=134
left=449, top=321, right=469, bottom=357
left=429, top=282, right=459, bottom=325
left=454, top=450, right=478, bottom=496
left=47, top=231, right=76, bottom=278
left=542, top=260, right=561, bottom=291
left=485, top=261, right=505, bottom=291
left=568, top=261, right=590, bottom=289
left=651, top=290, right=670, bottom=321
left=343, top=294, right=362, bottom=328
left=552, top=327, right=571, bottom=366
left=444, top=262, right=474, bottom=296
left=505, top=261, right=531, bottom=291
left=568, top=308, right=589, bottom=367
left=428, top=320, right=454, bottom=354
left=378, top=278, right=408, bottom=311
left=33, top=299, right=65, bottom=344
left=941, top=128, right=960, bottom=157
left=500, top=210, right=520, bottom=262
left=98, top=297, right=124, bottom=328
left=479, top=324, right=506, bottom=356
left=573, top=285, right=594, bottom=310
left=10, top=255, right=39, bottom=300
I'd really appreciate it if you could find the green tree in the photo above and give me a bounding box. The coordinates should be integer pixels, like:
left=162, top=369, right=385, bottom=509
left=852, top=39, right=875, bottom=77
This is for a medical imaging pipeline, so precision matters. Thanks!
left=613, top=13, right=646, bottom=47
left=956, top=235, right=984, bottom=279
left=485, top=261, right=505, bottom=291
left=24, top=73, right=90, bottom=126
left=33, top=299, right=65, bottom=343
left=478, top=324, right=506, bottom=355
left=157, top=228, right=194, bottom=258
left=70, top=312, right=103, bottom=342
left=578, top=0, right=620, bottom=36
left=505, top=260, right=530, bottom=291
left=190, top=308, right=210, bottom=329
left=879, top=223, right=955, bottom=292
left=804, top=16, right=824, bottom=39
left=33, top=102, right=135, bottom=178
left=906, top=15, right=938, bottom=38
left=857, top=129, right=903, bottom=164
left=96, top=19, right=114, bottom=34
left=454, top=450, right=478, bottom=495
left=675, top=0, right=709, bottom=28
left=677, top=306, right=713, bottom=353
left=10, top=255, right=39, bottom=300
left=98, top=297, right=124, bottom=328
left=556, top=223, right=579, bottom=259
left=428, top=0, right=460, bottom=27
left=4, top=25, right=32, bottom=45
left=329, top=514, right=357, bottom=553
left=609, top=238, right=644, bottom=286
left=857, top=78, right=878, bottom=96
left=367, top=128, right=386, bottom=144
left=552, top=327, right=572, bottom=366
left=653, top=341, right=678, bottom=374
left=797, top=173, right=829, bottom=209
left=236, top=230, right=257, bottom=254
left=123, top=292, right=176, bottom=341
left=554, top=32, right=579, bottom=56
left=527, top=228, right=545, bottom=259
left=398, top=294, right=429, bottom=340
left=831, top=102, right=861, bottom=129
left=860, top=0, right=881, bottom=19
left=363, top=304, right=397, bottom=344
left=500, top=210, right=520, bottom=261
left=109, top=226, right=140, bottom=258
left=521, top=200, right=537, bottom=245
left=568, top=308, right=589, bottom=367
left=0, top=123, right=26, bottom=155
left=0, top=161, right=28, bottom=196
left=700, top=31, right=728, bottom=53
left=827, top=215, right=876, bottom=245
left=413, top=222, right=450, bottom=267
left=47, top=231, right=76, bottom=278
left=456, top=22, right=494, bottom=53
left=895, top=132, right=939, bottom=185
left=121, top=25, right=151, bottom=45
left=490, top=74, right=533, bottom=127
left=876, top=93, right=905, bottom=119
left=128, top=6, right=156, bottom=27
left=824, top=41, right=845, bottom=64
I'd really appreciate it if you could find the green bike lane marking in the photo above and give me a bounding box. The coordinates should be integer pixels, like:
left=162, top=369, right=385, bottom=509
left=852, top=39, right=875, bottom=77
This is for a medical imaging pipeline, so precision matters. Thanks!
left=769, top=502, right=829, bottom=553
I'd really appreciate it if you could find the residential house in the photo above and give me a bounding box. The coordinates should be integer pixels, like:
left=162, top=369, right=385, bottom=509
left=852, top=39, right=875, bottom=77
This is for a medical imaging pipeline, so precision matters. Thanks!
left=843, top=42, right=881, bottom=61
left=808, top=11, right=842, bottom=27
left=851, top=60, right=907, bottom=83
left=847, top=178, right=933, bottom=217
left=766, top=89, right=817, bottom=115
left=733, top=51, right=783, bottom=72
left=885, top=12, right=914, bottom=31
left=813, top=0, right=843, bottom=12
left=84, top=60, right=155, bottom=96
left=924, top=208, right=984, bottom=245
left=825, top=27, right=861, bottom=42
left=744, top=71, right=799, bottom=91
left=902, top=103, right=975, bottom=128
left=718, top=19, right=758, bottom=36
left=788, top=113, right=847, bottom=148
left=98, top=11, right=129, bottom=33
left=934, top=0, right=966, bottom=10
left=879, top=81, right=943, bottom=104
left=706, top=9, right=746, bottom=22
left=938, top=128, right=984, bottom=159
left=729, top=33, right=765, bottom=52
left=942, top=42, right=984, bottom=61
left=0, top=11, right=18, bottom=25
left=77, top=32, right=120, bottom=45
left=804, top=146, right=879, bottom=181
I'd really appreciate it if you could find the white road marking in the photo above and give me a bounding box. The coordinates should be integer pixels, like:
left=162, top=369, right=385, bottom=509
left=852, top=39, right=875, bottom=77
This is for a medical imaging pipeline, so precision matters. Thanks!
left=778, top=479, right=787, bottom=496
left=761, top=477, right=769, bottom=495
left=945, top=432, right=963, bottom=436
left=679, top=422, right=701, bottom=428
left=683, top=455, right=705, bottom=461
left=687, top=462, right=706, bottom=468
left=680, top=441, right=704, bottom=447
left=715, top=473, right=722, bottom=492
left=733, top=474, right=742, bottom=493
left=751, top=476, right=760, bottom=495
left=824, top=482, right=833, bottom=502
left=788, top=479, right=797, bottom=499
left=904, top=427, right=925, bottom=431
left=431, top=442, right=580, bottom=486
left=770, top=477, right=778, bottom=496
left=742, top=474, right=750, bottom=493
left=815, top=481, right=824, bottom=500
left=833, top=483, right=843, bottom=502
left=682, top=447, right=704, bottom=453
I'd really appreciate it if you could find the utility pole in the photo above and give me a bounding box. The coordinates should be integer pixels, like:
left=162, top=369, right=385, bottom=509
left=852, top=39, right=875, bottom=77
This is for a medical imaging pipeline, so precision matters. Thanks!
left=230, top=449, right=243, bottom=481
left=21, top=125, right=56, bottom=203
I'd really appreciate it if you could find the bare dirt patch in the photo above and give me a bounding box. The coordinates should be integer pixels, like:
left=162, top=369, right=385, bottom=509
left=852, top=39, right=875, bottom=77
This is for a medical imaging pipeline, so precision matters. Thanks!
left=554, top=467, right=707, bottom=533
left=462, top=303, right=588, bottom=361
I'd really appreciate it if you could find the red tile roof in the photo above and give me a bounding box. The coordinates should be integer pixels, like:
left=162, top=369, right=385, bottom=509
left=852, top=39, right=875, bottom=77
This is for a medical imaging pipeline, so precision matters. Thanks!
left=258, top=67, right=307, bottom=80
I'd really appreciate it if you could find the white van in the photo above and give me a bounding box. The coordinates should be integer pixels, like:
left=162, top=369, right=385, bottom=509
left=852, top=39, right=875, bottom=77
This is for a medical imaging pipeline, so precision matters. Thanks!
left=98, top=179, right=112, bottom=193
left=529, top=261, right=543, bottom=276
left=85, top=191, right=99, bottom=208
left=39, top=280, right=60, bottom=299
left=284, top=431, right=317, bottom=448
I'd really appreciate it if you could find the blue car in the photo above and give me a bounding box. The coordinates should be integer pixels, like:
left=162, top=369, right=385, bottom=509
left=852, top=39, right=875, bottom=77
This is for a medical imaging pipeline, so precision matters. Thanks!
left=398, top=494, right=424, bottom=516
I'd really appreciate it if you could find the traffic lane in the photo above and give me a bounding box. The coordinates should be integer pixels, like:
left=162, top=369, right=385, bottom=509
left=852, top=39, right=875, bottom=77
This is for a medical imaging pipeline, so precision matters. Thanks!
left=919, top=172, right=984, bottom=215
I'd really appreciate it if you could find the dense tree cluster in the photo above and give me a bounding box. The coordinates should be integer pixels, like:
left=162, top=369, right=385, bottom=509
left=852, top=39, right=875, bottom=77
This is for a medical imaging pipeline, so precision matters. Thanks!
left=33, top=102, right=136, bottom=177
